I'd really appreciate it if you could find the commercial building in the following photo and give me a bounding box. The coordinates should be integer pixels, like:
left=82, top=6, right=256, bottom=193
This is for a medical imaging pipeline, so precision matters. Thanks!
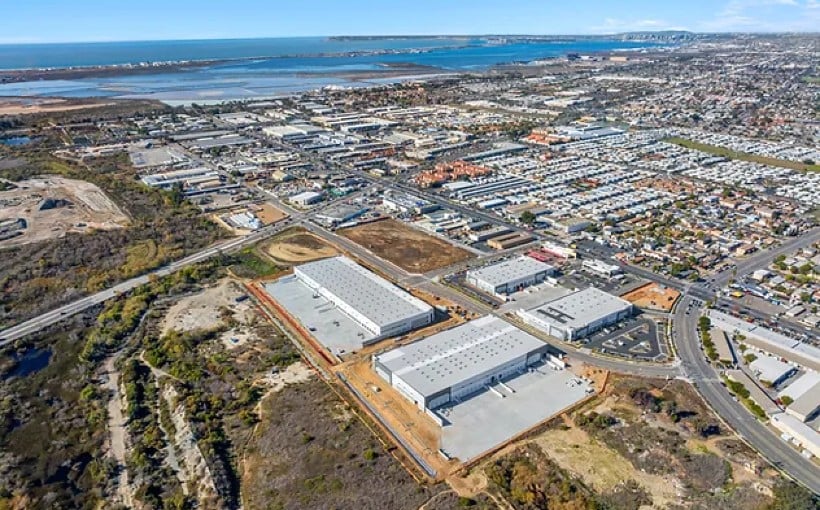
left=749, top=356, right=796, bottom=386
left=771, top=413, right=820, bottom=459
left=779, top=372, right=820, bottom=422
left=289, top=190, right=324, bottom=206
left=466, top=257, right=556, bottom=296
left=581, top=259, right=623, bottom=278
left=373, top=316, right=551, bottom=412
left=708, top=310, right=820, bottom=371
left=487, top=232, right=534, bottom=250
left=518, top=287, right=633, bottom=341
left=294, top=256, right=433, bottom=340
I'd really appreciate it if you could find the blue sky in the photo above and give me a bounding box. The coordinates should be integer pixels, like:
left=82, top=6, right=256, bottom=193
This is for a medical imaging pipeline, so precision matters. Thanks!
left=2, top=0, right=818, bottom=44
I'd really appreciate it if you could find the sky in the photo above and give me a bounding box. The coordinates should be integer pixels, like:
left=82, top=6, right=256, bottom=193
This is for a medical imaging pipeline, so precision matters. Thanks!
left=1, top=0, right=818, bottom=44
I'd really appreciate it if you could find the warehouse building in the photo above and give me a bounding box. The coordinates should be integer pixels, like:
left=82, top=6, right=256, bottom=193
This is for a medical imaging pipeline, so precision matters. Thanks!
left=771, top=413, right=820, bottom=459
left=294, top=256, right=434, bottom=340
left=373, top=316, right=551, bottom=411
left=779, top=372, right=820, bottom=422
left=749, top=356, right=796, bottom=386
left=466, top=257, right=556, bottom=296
left=518, top=287, right=633, bottom=341
left=289, top=190, right=324, bottom=206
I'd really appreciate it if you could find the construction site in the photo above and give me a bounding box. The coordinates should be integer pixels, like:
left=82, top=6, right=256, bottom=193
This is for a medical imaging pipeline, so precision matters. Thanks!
left=240, top=231, right=602, bottom=483
left=0, top=176, right=129, bottom=247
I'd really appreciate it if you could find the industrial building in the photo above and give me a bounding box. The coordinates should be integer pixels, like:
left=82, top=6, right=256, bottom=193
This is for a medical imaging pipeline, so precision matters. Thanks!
left=771, top=413, right=820, bottom=459
left=708, top=310, right=820, bottom=371
left=581, top=259, right=623, bottom=278
left=779, top=372, right=820, bottom=422
left=749, top=356, right=797, bottom=386
left=466, top=256, right=556, bottom=296
left=289, top=190, right=324, bottom=206
left=487, top=232, right=534, bottom=250
left=294, top=256, right=433, bottom=340
left=373, top=316, right=551, bottom=412
left=518, top=287, right=633, bottom=341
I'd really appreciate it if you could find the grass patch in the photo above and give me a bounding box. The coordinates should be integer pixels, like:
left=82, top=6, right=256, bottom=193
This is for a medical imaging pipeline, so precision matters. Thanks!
left=229, top=247, right=280, bottom=279
left=664, top=136, right=820, bottom=172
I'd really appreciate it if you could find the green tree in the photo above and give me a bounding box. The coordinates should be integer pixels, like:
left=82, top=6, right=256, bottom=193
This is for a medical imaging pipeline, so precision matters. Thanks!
left=519, top=210, right=536, bottom=225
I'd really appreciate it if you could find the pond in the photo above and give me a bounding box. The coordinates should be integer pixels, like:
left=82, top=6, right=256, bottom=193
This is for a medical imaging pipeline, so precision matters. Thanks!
left=0, top=136, right=32, bottom=146
left=2, top=347, right=52, bottom=379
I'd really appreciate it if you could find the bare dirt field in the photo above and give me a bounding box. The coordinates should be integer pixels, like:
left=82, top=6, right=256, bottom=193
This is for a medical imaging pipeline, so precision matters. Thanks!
left=252, top=202, right=288, bottom=225
left=531, top=416, right=681, bottom=506
left=621, top=282, right=680, bottom=312
left=160, top=278, right=264, bottom=350
left=0, top=175, right=129, bottom=247
left=264, top=229, right=339, bottom=264
left=0, top=98, right=114, bottom=116
left=339, top=219, right=474, bottom=273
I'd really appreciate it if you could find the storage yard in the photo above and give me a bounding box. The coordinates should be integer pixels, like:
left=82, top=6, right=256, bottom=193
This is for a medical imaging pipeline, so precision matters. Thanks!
left=339, top=218, right=473, bottom=273
left=0, top=176, right=129, bottom=247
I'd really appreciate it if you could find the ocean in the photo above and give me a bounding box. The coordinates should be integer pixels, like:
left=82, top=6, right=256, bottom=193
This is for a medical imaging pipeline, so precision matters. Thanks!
left=0, top=37, right=666, bottom=104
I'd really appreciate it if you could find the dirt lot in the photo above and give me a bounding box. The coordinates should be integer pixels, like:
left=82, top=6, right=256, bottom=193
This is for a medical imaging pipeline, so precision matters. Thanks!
left=264, top=229, right=339, bottom=264
left=339, top=219, right=473, bottom=273
left=242, top=378, right=447, bottom=510
left=0, top=176, right=129, bottom=247
left=160, top=278, right=262, bottom=349
left=0, top=98, right=115, bottom=116
left=621, top=282, right=680, bottom=312
left=252, top=202, right=288, bottom=225
left=532, top=416, right=680, bottom=506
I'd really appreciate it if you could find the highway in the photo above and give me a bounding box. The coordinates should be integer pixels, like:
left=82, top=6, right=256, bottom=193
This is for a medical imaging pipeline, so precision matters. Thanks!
left=0, top=219, right=304, bottom=347
left=673, top=295, right=820, bottom=494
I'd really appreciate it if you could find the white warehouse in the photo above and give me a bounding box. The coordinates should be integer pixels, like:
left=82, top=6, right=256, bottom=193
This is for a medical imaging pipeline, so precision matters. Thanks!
left=466, top=256, right=556, bottom=296
left=373, top=316, right=551, bottom=411
left=518, top=287, right=633, bottom=341
left=294, top=256, right=434, bottom=341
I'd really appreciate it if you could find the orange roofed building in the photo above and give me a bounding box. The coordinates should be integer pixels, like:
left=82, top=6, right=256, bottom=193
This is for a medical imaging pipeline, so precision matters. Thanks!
left=413, top=160, right=493, bottom=188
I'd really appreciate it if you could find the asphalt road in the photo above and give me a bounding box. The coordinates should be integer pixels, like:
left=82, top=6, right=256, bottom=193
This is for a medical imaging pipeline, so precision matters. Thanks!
left=674, top=295, right=820, bottom=493
left=0, top=220, right=297, bottom=347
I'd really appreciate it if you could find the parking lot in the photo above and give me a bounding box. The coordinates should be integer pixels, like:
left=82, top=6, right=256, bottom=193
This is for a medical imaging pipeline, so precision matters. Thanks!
left=559, top=267, right=645, bottom=296
left=580, top=315, right=669, bottom=362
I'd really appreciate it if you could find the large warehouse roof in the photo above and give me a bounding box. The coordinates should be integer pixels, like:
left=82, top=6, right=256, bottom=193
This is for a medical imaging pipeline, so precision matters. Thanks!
left=524, top=287, right=632, bottom=331
left=467, top=256, right=554, bottom=287
left=375, top=316, right=546, bottom=398
left=296, top=256, right=432, bottom=329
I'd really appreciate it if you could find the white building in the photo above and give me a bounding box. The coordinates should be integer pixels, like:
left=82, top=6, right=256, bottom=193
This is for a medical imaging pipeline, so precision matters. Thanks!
left=749, top=356, right=796, bottom=386
left=294, top=256, right=433, bottom=340
left=373, top=316, right=550, bottom=411
left=779, top=372, right=820, bottom=422
left=771, top=413, right=820, bottom=459
left=518, top=287, right=633, bottom=341
left=581, top=259, right=623, bottom=278
left=466, top=257, right=556, bottom=296
left=289, top=190, right=324, bottom=206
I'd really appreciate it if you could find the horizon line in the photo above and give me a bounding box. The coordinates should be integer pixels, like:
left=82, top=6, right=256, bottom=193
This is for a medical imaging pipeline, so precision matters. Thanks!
left=1, top=30, right=817, bottom=46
